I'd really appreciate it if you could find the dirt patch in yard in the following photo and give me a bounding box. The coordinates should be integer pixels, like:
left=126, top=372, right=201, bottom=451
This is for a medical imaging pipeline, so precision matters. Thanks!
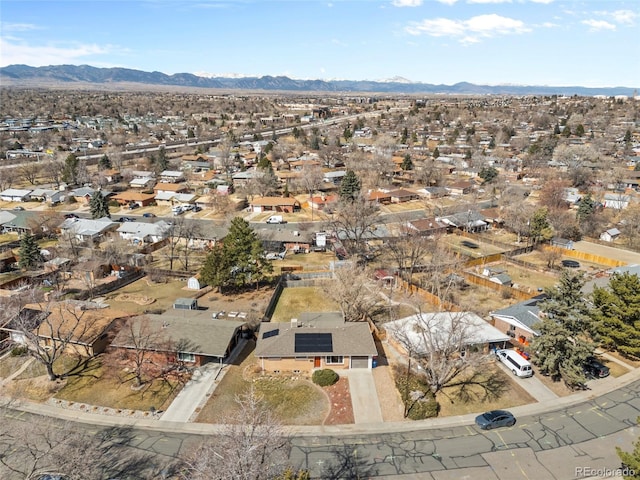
left=114, top=293, right=155, bottom=305
left=322, top=376, right=355, bottom=425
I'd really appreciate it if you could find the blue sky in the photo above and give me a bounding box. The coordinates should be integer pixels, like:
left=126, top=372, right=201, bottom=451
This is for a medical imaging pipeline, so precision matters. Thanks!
left=1, top=0, right=638, bottom=87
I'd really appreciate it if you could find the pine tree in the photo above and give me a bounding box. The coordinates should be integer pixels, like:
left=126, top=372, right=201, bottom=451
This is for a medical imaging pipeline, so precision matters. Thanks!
left=433, top=147, right=440, bottom=159
left=592, top=272, right=640, bottom=359
left=19, top=232, right=42, bottom=270
left=200, top=217, right=272, bottom=292
left=530, top=270, right=596, bottom=388
left=401, top=154, right=413, bottom=171
left=98, top=154, right=112, bottom=170
left=89, top=191, right=110, bottom=219
left=338, top=170, right=361, bottom=201
left=576, top=193, right=596, bottom=224
left=62, top=153, right=79, bottom=185
left=616, top=422, right=640, bottom=479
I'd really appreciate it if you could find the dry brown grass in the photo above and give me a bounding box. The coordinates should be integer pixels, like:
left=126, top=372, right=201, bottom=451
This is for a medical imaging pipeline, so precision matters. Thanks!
left=437, top=366, right=536, bottom=417
left=103, top=278, right=197, bottom=314
left=195, top=341, right=328, bottom=425
left=271, top=286, right=339, bottom=322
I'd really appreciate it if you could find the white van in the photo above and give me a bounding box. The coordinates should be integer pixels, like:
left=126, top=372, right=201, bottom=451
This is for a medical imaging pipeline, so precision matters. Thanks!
left=496, top=349, right=533, bottom=378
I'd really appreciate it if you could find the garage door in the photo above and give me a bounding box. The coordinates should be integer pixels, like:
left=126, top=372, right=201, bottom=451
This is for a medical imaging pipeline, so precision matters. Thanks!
left=351, top=356, right=369, bottom=368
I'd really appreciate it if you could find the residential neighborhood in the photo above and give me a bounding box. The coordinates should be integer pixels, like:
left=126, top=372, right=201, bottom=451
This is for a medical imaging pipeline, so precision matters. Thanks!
left=1, top=88, right=640, bottom=479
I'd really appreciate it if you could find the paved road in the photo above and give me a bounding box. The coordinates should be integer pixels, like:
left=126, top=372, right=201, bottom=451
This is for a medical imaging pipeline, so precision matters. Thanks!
left=5, top=372, right=640, bottom=479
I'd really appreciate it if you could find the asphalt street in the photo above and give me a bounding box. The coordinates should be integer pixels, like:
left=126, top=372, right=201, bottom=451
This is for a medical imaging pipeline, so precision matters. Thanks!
left=4, top=375, right=640, bottom=479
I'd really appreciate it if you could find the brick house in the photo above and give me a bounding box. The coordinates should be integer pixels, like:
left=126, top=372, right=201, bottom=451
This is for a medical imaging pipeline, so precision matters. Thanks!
left=110, top=313, right=247, bottom=367
left=489, top=294, right=547, bottom=346
left=254, top=313, right=378, bottom=373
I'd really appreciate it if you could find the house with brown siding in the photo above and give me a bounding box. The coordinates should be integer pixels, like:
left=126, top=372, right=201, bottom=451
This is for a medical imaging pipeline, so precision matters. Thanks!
left=254, top=312, right=377, bottom=373
left=250, top=196, right=301, bottom=213
left=112, top=191, right=156, bottom=207
left=1, top=303, right=132, bottom=357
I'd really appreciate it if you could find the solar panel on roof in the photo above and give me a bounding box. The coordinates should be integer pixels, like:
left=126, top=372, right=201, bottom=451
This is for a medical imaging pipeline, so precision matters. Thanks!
left=262, top=329, right=279, bottom=339
left=294, top=333, right=333, bottom=353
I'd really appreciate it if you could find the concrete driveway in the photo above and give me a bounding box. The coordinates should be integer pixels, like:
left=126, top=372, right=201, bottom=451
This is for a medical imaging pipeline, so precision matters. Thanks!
left=495, top=359, right=558, bottom=402
left=342, top=369, right=383, bottom=424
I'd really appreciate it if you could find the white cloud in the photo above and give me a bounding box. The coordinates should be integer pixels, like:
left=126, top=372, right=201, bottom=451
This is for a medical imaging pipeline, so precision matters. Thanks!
left=581, top=19, right=616, bottom=31
left=529, top=0, right=554, bottom=4
left=436, top=0, right=458, bottom=5
left=540, top=22, right=560, bottom=28
left=1, top=22, right=41, bottom=32
left=468, top=0, right=511, bottom=4
left=0, top=38, right=114, bottom=67
left=391, top=0, right=423, bottom=6
left=406, top=14, right=530, bottom=44
left=605, top=9, right=637, bottom=25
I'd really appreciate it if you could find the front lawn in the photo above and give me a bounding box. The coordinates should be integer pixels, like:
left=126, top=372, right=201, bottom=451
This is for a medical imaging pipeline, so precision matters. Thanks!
left=195, top=341, right=328, bottom=425
left=437, top=366, right=536, bottom=417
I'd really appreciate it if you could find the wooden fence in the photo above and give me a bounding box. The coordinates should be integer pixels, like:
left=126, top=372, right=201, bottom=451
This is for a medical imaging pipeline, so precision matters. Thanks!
left=399, top=279, right=460, bottom=312
left=540, top=246, right=625, bottom=268
left=461, top=272, right=535, bottom=301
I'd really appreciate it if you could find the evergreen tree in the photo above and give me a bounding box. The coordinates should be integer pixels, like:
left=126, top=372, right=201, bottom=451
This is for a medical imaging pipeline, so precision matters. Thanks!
left=576, top=193, right=596, bottom=224
left=62, top=153, right=79, bottom=185
left=433, top=147, right=440, bottom=159
left=98, top=154, right=112, bottom=170
left=338, top=170, right=361, bottom=201
left=200, top=217, right=273, bottom=292
left=624, top=129, right=633, bottom=144
left=530, top=207, right=553, bottom=244
left=479, top=166, right=498, bottom=184
left=401, top=154, right=413, bottom=171
left=575, top=124, right=585, bottom=137
left=19, top=232, right=42, bottom=270
left=89, top=191, right=110, bottom=219
left=553, top=123, right=561, bottom=135
left=153, top=146, right=169, bottom=173
left=530, top=270, right=596, bottom=388
left=256, top=155, right=272, bottom=171
left=591, top=272, right=640, bottom=359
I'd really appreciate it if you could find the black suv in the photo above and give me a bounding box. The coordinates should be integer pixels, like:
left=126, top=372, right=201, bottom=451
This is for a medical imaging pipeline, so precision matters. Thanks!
left=584, top=357, right=610, bottom=378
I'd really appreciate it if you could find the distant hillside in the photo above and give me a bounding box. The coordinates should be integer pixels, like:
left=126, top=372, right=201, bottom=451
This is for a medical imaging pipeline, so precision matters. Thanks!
left=0, top=64, right=636, bottom=96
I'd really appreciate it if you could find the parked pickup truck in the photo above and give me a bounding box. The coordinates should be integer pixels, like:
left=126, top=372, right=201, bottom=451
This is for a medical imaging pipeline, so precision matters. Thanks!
left=266, top=215, right=286, bottom=224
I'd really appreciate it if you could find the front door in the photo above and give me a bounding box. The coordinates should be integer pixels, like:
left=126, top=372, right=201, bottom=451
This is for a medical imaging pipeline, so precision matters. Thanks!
left=314, top=357, right=321, bottom=368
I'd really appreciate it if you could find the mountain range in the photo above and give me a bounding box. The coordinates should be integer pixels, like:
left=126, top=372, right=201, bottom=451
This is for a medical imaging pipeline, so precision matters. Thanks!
left=0, top=64, right=636, bottom=97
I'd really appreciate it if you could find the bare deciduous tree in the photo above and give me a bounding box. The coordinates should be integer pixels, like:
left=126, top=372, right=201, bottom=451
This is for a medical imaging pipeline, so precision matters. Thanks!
left=19, top=162, right=41, bottom=185
left=107, top=316, right=173, bottom=387
left=386, top=222, right=433, bottom=288
left=327, top=194, right=379, bottom=257
left=386, top=310, right=501, bottom=408
left=1, top=292, right=108, bottom=381
left=322, top=263, right=378, bottom=322
left=181, top=388, right=292, bottom=480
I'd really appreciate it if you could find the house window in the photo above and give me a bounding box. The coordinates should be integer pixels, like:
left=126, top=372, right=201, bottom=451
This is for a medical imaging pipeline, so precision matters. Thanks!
left=178, top=352, right=195, bottom=363
left=326, top=356, right=343, bottom=365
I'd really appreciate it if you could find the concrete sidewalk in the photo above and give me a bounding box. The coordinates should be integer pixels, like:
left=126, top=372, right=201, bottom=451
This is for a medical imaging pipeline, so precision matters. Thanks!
left=341, top=369, right=383, bottom=424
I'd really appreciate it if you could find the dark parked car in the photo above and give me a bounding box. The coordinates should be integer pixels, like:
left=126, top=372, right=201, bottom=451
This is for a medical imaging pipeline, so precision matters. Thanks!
left=475, top=410, right=516, bottom=430
left=128, top=202, right=140, bottom=210
left=584, top=357, right=610, bottom=378
left=461, top=240, right=479, bottom=249
left=64, top=213, right=79, bottom=219
left=118, top=217, right=134, bottom=222
left=142, top=212, right=156, bottom=217
left=561, top=259, right=580, bottom=268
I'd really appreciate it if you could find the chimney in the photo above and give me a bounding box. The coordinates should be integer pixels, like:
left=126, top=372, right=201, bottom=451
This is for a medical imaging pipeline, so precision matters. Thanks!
left=291, top=318, right=298, bottom=328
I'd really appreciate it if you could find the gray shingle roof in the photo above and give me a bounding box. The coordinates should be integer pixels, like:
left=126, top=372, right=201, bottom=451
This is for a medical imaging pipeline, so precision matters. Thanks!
left=491, top=294, right=547, bottom=329
left=255, top=321, right=376, bottom=358
left=111, top=314, right=246, bottom=358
